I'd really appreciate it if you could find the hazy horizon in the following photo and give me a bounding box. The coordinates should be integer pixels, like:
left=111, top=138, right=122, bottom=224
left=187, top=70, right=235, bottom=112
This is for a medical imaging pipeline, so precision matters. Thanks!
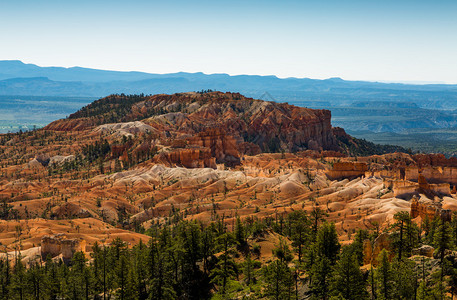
left=1, top=0, right=456, bottom=84
left=1, top=59, right=450, bottom=86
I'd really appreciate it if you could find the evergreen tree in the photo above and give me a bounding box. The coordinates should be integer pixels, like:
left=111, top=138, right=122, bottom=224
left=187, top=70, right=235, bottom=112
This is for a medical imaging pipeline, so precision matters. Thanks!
left=433, top=220, right=453, bottom=300
left=287, top=210, right=311, bottom=263
left=310, top=256, right=332, bottom=300
left=330, top=246, right=368, bottom=300
left=263, top=240, right=294, bottom=300
left=11, top=255, right=27, bottom=300
left=263, top=260, right=294, bottom=300
left=314, top=222, right=340, bottom=265
left=45, top=256, right=61, bottom=300
left=391, top=258, right=416, bottom=299
left=235, top=216, right=247, bottom=247
left=308, top=222, right=340, bottom=300
left=0, top=257, right=11, bottom=299
left=375, top=249, right=393, bottom=300
left=211, top=232, right=237, bottom=296
left=243, top=252, right=256, bottom=287
left=26, top=260, right=45, bottom=300
left=201, top=225, right=215, bottom=275
left=433, top=219, right=453, bottom=264
left=416, top=280, right=431, bottom=300
left=390, top=211, right=418, bottom=260
left=350, top=229, right=369, bottom=265
left=310, top=206, right=328, bottom=241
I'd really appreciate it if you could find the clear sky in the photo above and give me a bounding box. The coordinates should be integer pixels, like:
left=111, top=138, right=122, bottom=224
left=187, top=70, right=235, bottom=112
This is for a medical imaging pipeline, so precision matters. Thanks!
left=1, top=0, right=456, bottom=83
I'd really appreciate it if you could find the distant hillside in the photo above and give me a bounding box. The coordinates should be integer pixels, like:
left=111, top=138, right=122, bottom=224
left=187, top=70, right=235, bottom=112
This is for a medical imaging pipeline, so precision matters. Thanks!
left=1, top=60, right=457, bottom=110
left=1, top=60, right=457, bottom=154
left=45, top=91, right=407, bottom=157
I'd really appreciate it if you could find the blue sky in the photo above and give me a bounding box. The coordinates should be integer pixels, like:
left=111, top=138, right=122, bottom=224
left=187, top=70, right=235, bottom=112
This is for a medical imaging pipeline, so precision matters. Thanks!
left=1, top=0, right=456, bottom=83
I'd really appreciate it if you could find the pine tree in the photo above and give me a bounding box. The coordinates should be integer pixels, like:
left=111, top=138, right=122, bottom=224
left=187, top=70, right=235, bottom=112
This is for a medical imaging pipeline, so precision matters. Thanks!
left=287, top=210, right=311, bottom=263
left=350, top=229, right=369, bottom=265
left=235, top=216, right=246, bottom=247
left=115, top=253, right=128, bottom=300
left=315, top=222, right=340, bottom=265
left=201, top=225, right=215, bottom=275
left=433, top=219, right=453, bottom=264
left=211, top=232, right=237, bottom=296
left=416, top=280, right=431, bottom=300
left=390, top=211, right=413, bottom=260
left=330, top=246, right=368, bottom=300
left=263, top=240, right=294, bottom=300
left=263, top=260, right=294, bottom=300
left=310, top=206, right=328, bottom=241
left=0, top=257, right=11, bottom=299
left=433, top=220, right=453, bottom=300
left=27, top=260, right=45, bottom=300
left=243, top=252, right=255, bottom=287
left=309, top=256, right=332, bottom=300
left=308, top=222, right=340, bottom=300
left=391, top=258, right=416, bottom=299
left=11, top=255, right=27, bottom=300
left=375, top=249, right=393, bottom=300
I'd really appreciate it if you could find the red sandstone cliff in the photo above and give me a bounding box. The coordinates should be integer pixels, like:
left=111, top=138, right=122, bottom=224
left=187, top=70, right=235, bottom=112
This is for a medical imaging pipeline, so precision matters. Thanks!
left=44, top=92, right=340, bottom=154
left=188, top=128, right=240, bottom=166
left=155, top=147, right=217, bottom=168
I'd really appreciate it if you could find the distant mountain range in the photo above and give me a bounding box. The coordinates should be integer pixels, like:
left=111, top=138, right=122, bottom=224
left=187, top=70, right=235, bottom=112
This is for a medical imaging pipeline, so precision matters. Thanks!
left=3, top=59, right=457, bottom=155
left=1, top=60, right=457, bottom=110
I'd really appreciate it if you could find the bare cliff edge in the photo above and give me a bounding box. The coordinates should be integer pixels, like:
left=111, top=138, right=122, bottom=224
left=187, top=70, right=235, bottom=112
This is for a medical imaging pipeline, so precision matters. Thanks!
left=45, top=91, right=345, bottom=166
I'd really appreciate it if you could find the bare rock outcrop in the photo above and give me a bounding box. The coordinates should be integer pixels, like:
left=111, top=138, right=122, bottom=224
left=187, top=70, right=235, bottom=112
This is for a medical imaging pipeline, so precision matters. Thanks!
left=155, top=147, right=216, bottom=168
left=45, top=118, right=96, bottom=131
left=363, top=233, right=392, bottom=266
left=188, top=128, right=240, bottom=166
left=35, top=154, right=50, bottom=166
left=410, top=196, right=451, bottom=221
left=94, top=121, right=155, bottom=137
left=41, top=234, right=86, bottom=261
left=412, top=245, right=435, bottom=257
left=413, top=153, right=457, bottom=167
left=386, top=177, right=450, bottom=199
left=326, top=162, right=368, bottom=180
left=28, top=158, right=45, bottom=169
left=49, top=155, right=75, bottom=167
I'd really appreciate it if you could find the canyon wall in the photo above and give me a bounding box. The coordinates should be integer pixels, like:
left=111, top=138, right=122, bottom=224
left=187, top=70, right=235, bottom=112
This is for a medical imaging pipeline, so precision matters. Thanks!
left=155, top=147, right=217, bottom=168
left=326, top=162, right=368, bottom=180
left=188, top=128, right=240, bottom=166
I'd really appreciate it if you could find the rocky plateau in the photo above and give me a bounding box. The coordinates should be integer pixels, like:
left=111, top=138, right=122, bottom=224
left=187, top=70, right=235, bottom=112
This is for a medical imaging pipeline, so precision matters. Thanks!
left=1, top=91, right=456, bottom=263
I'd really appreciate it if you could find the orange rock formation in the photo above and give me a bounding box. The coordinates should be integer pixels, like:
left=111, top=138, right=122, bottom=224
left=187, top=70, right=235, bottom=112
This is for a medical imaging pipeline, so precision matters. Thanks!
left=41, top=234, right=86, bottom=261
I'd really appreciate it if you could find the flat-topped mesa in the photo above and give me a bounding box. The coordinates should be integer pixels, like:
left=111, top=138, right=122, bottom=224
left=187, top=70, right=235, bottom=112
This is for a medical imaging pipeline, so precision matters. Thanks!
left=44, top=91, right=342, bottom=159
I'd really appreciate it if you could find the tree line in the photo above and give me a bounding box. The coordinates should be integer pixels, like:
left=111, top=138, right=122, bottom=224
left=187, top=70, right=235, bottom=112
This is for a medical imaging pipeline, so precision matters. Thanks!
left=1, top=210, right=457, bottom=299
